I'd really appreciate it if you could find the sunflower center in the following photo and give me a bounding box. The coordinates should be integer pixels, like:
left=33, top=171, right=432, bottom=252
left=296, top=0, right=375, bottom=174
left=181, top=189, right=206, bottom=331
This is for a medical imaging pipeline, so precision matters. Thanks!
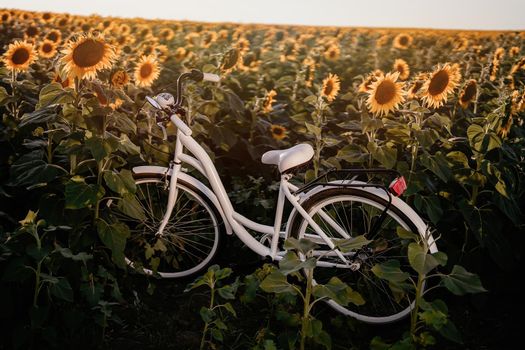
left=42, top=43, right=53, bottom=53
left=396, top=64, right=405, bottom=75
left=324, top=81, right=334, bottom=96
left=273, top=127, right=283, bottom=135
left=140, top=63, right=153, bottom=78
left=26, top=26, right=38, bottom=37
left=72, top=39, right=106, bottom=68
left=428, top=70, right=450, bottom=96
left=47, top=32, right=59, bottom=42
left=12, top=48, right=30, bottom=65
left=461, top=82, right=477, bottom=102
left=374, top=80, right=397, bottom=104
left=399, top=36, right=409, bottom=46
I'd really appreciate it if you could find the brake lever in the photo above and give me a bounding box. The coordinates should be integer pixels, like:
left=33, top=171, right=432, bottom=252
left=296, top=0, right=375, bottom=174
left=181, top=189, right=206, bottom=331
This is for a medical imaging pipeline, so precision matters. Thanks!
left=157, top=122, right=168, bottom=141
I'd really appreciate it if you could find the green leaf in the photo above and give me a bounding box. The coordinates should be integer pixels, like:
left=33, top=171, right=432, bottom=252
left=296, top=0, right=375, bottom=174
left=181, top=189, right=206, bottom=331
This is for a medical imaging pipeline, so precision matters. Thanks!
left=19, top=105, right=59, bottom=127
left=283, top=238, right=319, bottom=255
left=9, top=150, right=68, bottom=187
left=118, top=193, right=147, bottom=221
left=85, top=135, right=114, bottom=163
left=217, top=284, right=237, bottom=300
left=56, top=247, right=93, bottom=264
left=368, top=142, right=397, bottom=169
left=199, top=307, right=215, bottom=323
left=305, top=122, right=322, bottom=137
left=408, top=243, right=446, bottom=275
left=104, top=169, right=136, bottom=195
left=65, top=178, right=104, bottom=209
left=97, top=219, right=130, bottom=268
left=210, top=328, right=223, bottom=342
left=313, top=276, right=365, bottom=306
left=37, top=82, right=74, bottom=108
left=335, top=235, right=371, bottom=253
left=278, top=252, right=316, bottom=275
left=223, top=302, right=237, bottom=317
left=372, top=260, right=410, bottom=283
left=420, top=152, right=452, bottom=182
left=441, top=265, right=487, bottom=295
left=259, top=271, right=297, bottom=295
left=49, top=277, right=74, bottom=302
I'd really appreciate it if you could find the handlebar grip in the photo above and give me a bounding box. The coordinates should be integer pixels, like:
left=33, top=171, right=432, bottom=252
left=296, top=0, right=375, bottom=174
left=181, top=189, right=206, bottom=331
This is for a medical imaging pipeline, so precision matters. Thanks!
left=202, top=73, right=220, bottom=83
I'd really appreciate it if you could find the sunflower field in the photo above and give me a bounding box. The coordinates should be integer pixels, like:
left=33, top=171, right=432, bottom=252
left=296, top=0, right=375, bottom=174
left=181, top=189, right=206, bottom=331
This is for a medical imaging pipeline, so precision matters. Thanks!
left=0, top=8, right=524, bottom=350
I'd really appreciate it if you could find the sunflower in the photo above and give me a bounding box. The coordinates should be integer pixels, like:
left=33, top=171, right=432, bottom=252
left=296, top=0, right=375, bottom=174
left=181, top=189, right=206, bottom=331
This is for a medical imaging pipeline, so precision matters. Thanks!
left=509, top=46, right=520, bottom=57
left=392, top=33, right=413, bottom=49
left=110, top=70, right=130, bottom=89
left=61, top=33, right=116, bottom=80
left=40, top=12, right=53, bottom=23
left=159, top=28, right=175, bottom=41
left=421, top=64, right=461, bottom=109
left=2, top=40, right=37, bottom=72
left=321, top=73, right=341, bottom=102
left=134, top=55, right=160, bottom=87
left=25, top=25, right=39, bottom=40
left=45, top=29, right=62, bottom=44
left=1, top=11, right=11, bottom=24
left=358, top=70, right=384, bottom=93
left=235, top=38, right=250, bottom=54
left=458, top=79, right=477, bottom=109
left=303, top=57, right=316, bottom=87
left=38, top=40, right=57, bottom=58
left=366, top=72, right=405, bottom=116
left=262, top=90, right=277, bottom=113
left=407, top=73, right=428, bottom=99
left=324, top=44, right=340, bottom=60
left=174, top=47, right=188, bottom=61
left=270, top=124, right=287, bottom=141
left=393, top=59, right=410, bottom=80
left=220, top=47, right=242, bottom=71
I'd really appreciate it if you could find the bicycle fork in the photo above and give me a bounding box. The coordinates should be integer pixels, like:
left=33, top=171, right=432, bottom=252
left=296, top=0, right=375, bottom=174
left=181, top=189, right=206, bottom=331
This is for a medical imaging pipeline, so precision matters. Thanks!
left=157, top=139, right=184, bottom=236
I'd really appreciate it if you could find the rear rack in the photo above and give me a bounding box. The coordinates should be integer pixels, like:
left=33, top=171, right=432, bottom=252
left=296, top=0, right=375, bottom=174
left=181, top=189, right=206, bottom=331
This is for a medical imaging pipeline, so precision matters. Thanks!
left=294, top=168, right=407, bottom=239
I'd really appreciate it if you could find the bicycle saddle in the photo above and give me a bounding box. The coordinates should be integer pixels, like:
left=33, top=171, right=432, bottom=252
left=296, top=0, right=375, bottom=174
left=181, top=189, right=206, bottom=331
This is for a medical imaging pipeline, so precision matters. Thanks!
left=261, top=143, right=314, bottom=173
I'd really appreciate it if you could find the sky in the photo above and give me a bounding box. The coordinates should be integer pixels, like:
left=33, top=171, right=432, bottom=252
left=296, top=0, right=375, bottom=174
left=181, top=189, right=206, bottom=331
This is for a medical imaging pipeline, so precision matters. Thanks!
left=1, top=0, right=524, bottom=30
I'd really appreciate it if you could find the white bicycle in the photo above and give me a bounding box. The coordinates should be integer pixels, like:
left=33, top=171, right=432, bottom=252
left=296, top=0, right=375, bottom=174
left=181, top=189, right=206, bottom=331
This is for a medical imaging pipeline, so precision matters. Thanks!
left=108, top=69, right=438, bottom=324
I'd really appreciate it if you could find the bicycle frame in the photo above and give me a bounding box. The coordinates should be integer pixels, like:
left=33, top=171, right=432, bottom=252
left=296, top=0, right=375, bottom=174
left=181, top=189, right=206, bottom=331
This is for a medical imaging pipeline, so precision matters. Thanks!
left=153, top=113, right=349, bottom=263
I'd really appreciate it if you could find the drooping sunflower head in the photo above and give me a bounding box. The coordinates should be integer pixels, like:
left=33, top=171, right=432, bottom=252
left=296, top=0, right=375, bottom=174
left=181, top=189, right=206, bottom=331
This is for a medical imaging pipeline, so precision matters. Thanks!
left=270, top=124, right=287, bottom=141
left=321, top=73, right=341, bottom=103
left=2, top=40, right=38, bottom=72
left=61, top=33, right=117, bottom=80
left=303, top=57, right=316, bottom=87
left=159, top=28, right=175, bottom=41
left=39, top=40, right=57, bottom=59
left=393, top=59, right=410, bottom=80
left=262, top=90, right=277, bottom=113
left=110, top=70, right=130, bottom=89
left=358, top=70, right=384, bottom=93
left=220, top=47, right=242, bottom=71
left=421, top=63, right=462, bottom=109
left=134, top=55, right=161, bottom=88
left=407, top=73, right=428, bottom=99
left=392, top=33, right=413, bottom=49
left=458, top=79, right=477, bottom=109
left=366, top=72, right=405, bottom=117
left=174, top=47, right=188, bottom=61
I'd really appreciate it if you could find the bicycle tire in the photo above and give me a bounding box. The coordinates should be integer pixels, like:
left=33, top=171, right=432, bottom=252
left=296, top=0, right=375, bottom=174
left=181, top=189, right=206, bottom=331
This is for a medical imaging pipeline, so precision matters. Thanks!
left=108, top=174, right=221, bottom=278
left=288, top=187, right=436, bottom=324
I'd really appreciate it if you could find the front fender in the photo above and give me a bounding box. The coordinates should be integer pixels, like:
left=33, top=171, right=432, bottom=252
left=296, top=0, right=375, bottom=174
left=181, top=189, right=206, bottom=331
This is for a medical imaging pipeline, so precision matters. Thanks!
left=132, top=166, right=233, bottom=235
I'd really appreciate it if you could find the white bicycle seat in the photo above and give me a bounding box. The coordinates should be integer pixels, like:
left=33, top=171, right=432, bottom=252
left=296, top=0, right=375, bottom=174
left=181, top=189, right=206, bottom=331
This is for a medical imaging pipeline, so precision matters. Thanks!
left=261, top=143, right=314, bottom=173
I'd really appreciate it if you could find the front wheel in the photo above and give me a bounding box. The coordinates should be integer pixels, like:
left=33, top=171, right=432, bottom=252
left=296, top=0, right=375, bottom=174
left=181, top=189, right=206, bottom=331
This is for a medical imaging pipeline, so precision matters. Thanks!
left=289, top=187, right=437, bottom=324
left=107, top=175, right=221, bottom=278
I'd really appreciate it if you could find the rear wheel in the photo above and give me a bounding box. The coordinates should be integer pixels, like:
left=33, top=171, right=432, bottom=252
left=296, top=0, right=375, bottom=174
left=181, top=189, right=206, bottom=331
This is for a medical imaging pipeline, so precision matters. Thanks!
left=108, top=175, right=221, bottom=278
left=289, top=187, right=436, bottom=324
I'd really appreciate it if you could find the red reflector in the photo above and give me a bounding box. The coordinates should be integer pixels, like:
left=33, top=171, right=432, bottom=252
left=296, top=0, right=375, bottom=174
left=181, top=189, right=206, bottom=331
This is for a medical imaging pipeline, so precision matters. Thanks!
left=389, top=176, right=407, bottom=196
